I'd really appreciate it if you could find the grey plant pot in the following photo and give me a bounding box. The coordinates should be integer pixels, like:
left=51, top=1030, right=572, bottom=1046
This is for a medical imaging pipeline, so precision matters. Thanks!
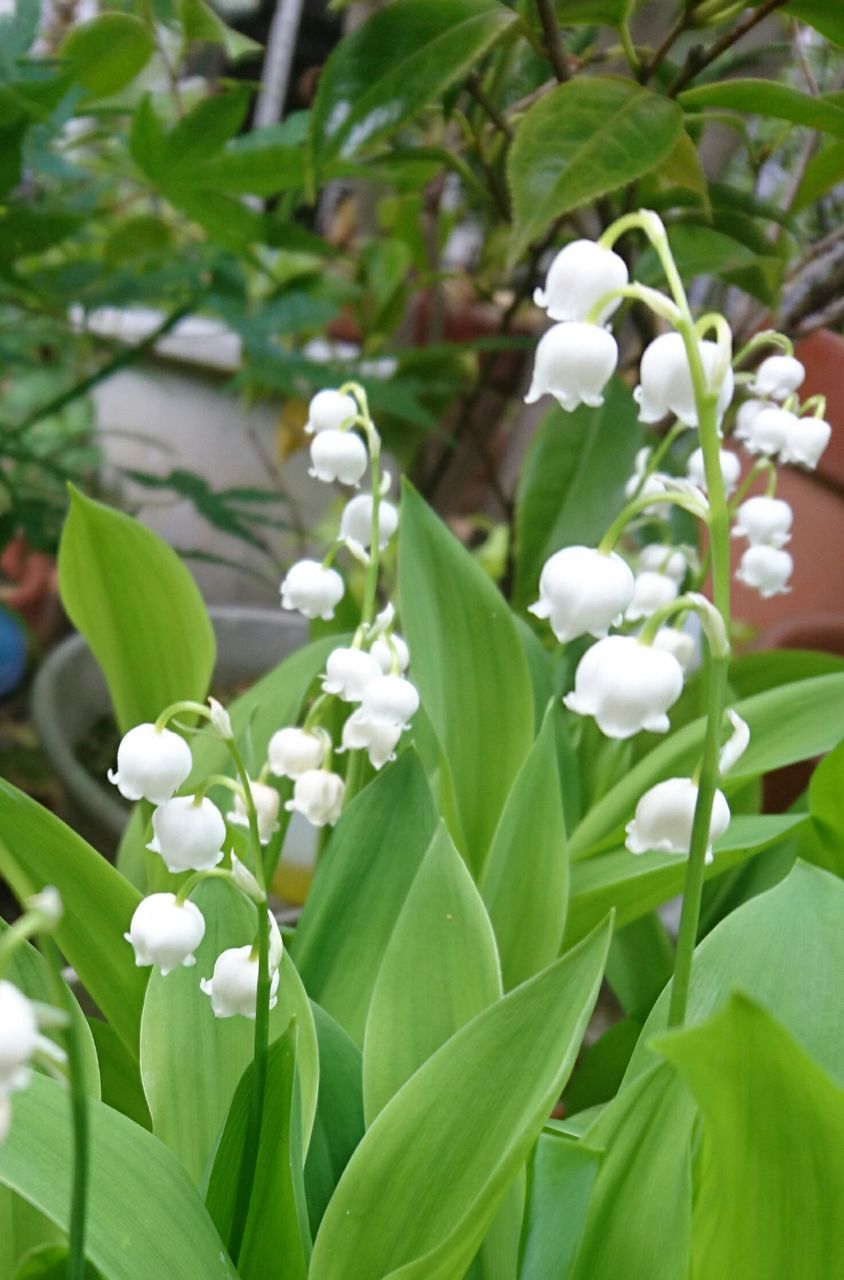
left=31, top=606, right=308, bottom=852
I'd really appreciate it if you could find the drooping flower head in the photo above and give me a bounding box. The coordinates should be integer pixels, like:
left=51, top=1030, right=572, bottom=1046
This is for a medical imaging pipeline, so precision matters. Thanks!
left=525, top=322, right=618, bottom=412
left=280, top=559, right=344, bottom=620
left=108, top=723, right=192, bottom=805
left=625, top=777, right=730, bottom=861
left=124, top=893, right=206, bottom=975
left=533, top=240, right=629, bottom=324
left=147, top=795, right=227, bottom=873
left=564, top=635, right=685, bottom=739
left=529, top=546, right=634, bottom=643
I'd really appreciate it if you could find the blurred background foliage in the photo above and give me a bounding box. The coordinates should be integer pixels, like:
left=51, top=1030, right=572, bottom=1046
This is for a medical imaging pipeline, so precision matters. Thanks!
left=0, top=0, right=841, bottom=568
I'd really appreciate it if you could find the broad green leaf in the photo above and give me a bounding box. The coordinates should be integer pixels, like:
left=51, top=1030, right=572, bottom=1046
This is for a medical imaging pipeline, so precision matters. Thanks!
left=508, top=79, right=683, bottom=257
left=651, top=129, right=709, bottom=204
left=304, top=1005, right=364, bottom=1237
left=0, top=1198, right=61, bottom=1280
left=785, top=0, right=844, bottom=45
left=480, top=708, right=568, bottom=989
left=164, top=86, right=252, bottom=169
left=310, top=920, right=612, bottom=1280
left=565, top=813, right=806, bottom=943
left=291, top=751, right=438, bottom=1045
left=179, top=0, right=262, bottom=59
left=563, top=1017, right=642, bottom=1116
left=513, top=380, right=642, bottom=612
left=567, top=1064, right=693, bottom=1280
left=0, top=1074, right=237, bottom=1280
left=60, top=15, right=154, bottom=99
left=568, top=673, right=844, bottom=859
left=363, top=824, right=502, bottom=1123
left=310, top=0, right=516, bottom=169
left=807, top=736, right=844, bottom=874
left=793, top=139, right=844, bottom=211
left=141, top=879, right=318, bottom=1183
left=627, top=861, right=844, bottom=1084
left=398, top=482, right=533, bottom=872
left=636, top=224, right=764, bottom=293
left=680, top=80, right=844, bottom=138
left=519, top=1130, right=602, bottom=1280
left=12, top=1246, right=102, bottom=1278
left=552, top=0, right=632, bottom=24
left=0, top=781, right=146, bottom=1056
left=205, top=1025, right=310, bottom=1280
left=87, top=1019, right=151, bottom=1130
left=191, top=140, right=306, bottom=196
left=604, top=913, right=674, bottom=1021
left=658, top=995, right=844, bottom=1280
left=58, top=489, right=215, bottom=734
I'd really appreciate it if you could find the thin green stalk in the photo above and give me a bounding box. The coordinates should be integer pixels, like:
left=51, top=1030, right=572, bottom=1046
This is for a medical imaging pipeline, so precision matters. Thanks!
left=224, top=740, right=271, bottom=1266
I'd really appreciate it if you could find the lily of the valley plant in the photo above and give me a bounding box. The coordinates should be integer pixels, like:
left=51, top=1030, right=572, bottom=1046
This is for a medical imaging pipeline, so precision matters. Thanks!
left=0, top=210, right=842, bottom=1280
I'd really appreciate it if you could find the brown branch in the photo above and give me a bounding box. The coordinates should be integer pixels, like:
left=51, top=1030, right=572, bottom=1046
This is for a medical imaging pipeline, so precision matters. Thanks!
left=667, top=0, right=790, bottom=97
left=466, top=72, right=514, bottom=140
left=535, top=0, right=570, bottom=83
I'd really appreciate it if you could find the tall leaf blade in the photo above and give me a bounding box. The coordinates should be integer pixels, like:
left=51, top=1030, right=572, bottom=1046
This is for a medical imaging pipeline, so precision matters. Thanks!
left=398, top=482, right=533, bottom=872
left=58, top=488, right=215, bottom=733
left=363, top=824, right=502, bottom=1124
left=310, top=920, right=612, bottom=1280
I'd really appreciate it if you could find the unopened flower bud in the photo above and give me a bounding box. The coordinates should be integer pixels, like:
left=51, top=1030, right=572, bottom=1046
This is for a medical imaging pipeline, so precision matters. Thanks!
left=360, top=674, right=419, bottom=728
left=147, top=795, right=226, bottom=873
left=749, top=354, right=805, bottom=402
left=634, top=332, right=734, bottom=427
left=638, top=544, right=688, bottom=585
left=322, top=646, right=381, bottom=701
left=529, top=546, right=634, bottom=643
left=625, top=571, right=679, bottom=622
left=208, top=697, right=232, bottom=740
left=230, top=781, right=280, bottom=844
left=525, top=322, right=618, bottom=412
left=686, top=446, right=740, bottom=496
left=370, top=633, right=410, bottom=675
left=533, top=240, right=629, bottom=324
left=200, top=945, right=279, bottom=1019
left=625, top=777, right=730, bottom=861
left=652, top=625, right=699, bottom=674
left=719, top=708, right=750, bottom=775
left=305, top=389, right=357, bottom=434
left=779, top=415, right=831, bottom=470
left=27, top=886, right=63, bottom=927
left=0, top=981, right=38, bottom=1101
left=285, top=770, right=345, bottom=827
left=108, top=723, right=192, bottom=805
left=341, top=709, right=403, bottom=769
left=268, top=727, right=326, bottom=778
left=732, top=496, right=792, bottom=548
left=339, top=494, right=399, bottom=555
left=736, top=545, right=792, bottom=597
left=564, top=635, right=684, bottom=739
left=230, top=853, right=263, bottom=903
left=280, top=559, right=344, bottom=620
left=740, top=405, right=794, bottom=457
left=124, top=893, right=206, bottom=976
left=309, top=429, right=368, bottom=486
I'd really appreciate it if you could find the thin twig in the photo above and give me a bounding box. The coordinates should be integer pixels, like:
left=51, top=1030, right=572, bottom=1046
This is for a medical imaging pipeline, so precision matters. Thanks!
left=667, top=0, right=790, bottom=97
left=535, top=0, right=570, bottom=83
left=466, top=72, right=514, bottom=140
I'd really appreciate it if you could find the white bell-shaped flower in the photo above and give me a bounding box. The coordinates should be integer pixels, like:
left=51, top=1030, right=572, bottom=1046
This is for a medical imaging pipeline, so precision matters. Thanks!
left=124, top=893, right=206, bottom=976
left=732, top=496, right=792, bottom=548
left=360, top=674, right=419, bottom=728
left=305, top=389, right=357, bottom=434
left=779, top=415, right=831, bottom=470
left=529, top=546, right=634, bottom=643
left=634, top=332, right=734, bottom=427
left=686, top=446, right=741, bottom=496
left=370, top=633, right=410, bottom=675
left=564, top=635, right=684, bottom=739
left=285, top=770, right=345, bottom=827
left=322, top=646, right=381, bottom=701
left=200, top=945, right=280, bottom=1019
left=740, top=405, right=794, bottom=457
left=108, top=723, right=192, bottom=805
left=749, top=354, right=805, bottom=402
left=341, top=709, right=403, bottom=770
left=280, top=559, right=344, bottom=620
left=734, top=398, right=769, bottom=443
left=625, top=777, right=730, bottom=861
left=147, top=795, right=226, bottom=873
left=339, top=494, right=399, bottom=556
left=533, top=240, right=629, bottom=324
left=230, top=781, right=280, bottom=844
left=736, top=545, right=792, bottom=597
left=638, top=544, right=688, bottom=585
left=524, top=322, right=618, bottom=412
left=0, top=981, right=38, bottom=1100
left=268, top=727, right=326, bottom=778
left=309, top=429, right=368, bottom=486
left=652, top=625, right=700, bottom=674
left=625, top=571, right=679, bottom=622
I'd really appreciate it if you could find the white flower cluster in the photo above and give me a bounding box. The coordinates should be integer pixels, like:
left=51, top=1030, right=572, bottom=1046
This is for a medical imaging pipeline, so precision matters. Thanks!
left=524, top=215, right=827, bottom=861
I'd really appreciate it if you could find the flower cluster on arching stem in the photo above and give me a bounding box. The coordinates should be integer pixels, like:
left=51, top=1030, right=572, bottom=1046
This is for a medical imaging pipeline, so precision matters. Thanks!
left=525, top=211, right=831, bottom=862
left=108, top=384, right=419, bottom=1020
